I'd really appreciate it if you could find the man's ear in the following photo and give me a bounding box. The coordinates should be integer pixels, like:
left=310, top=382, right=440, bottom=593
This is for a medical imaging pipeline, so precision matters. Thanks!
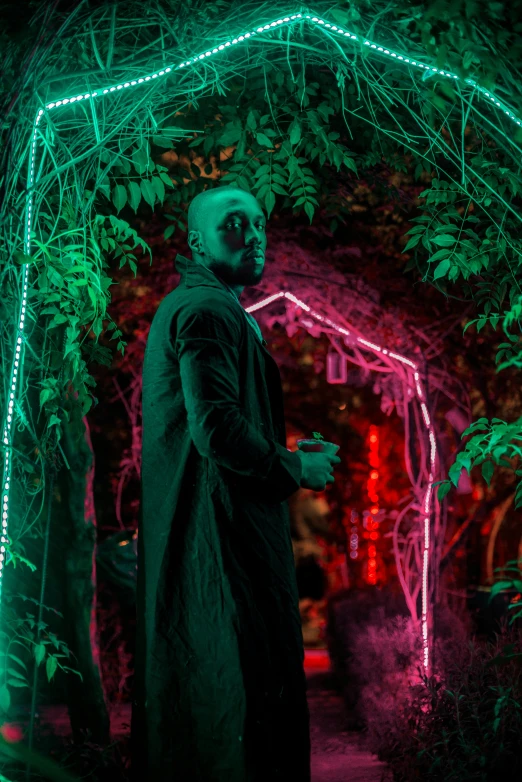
left=187, top=230, right=203, bottom=255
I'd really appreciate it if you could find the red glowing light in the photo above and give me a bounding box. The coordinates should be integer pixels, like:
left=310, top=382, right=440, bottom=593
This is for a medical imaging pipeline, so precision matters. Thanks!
left=0, top=723, right=23, bottom=743
left=370, top=435, right=377, bottom=442
left=370, top=507, right=379, bottom=515
left=370, top=471, right=378, bottom=479
left=370, top=531, right=379, bottom=540
left=368, top=545, right=376, bottom=557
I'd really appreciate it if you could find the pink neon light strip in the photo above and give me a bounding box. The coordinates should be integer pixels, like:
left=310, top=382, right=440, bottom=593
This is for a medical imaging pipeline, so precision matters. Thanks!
left=246, top=289, right=435, bottom=670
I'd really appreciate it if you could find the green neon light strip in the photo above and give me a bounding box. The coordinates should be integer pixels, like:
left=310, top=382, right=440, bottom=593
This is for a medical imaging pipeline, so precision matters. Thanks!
left=3, top=7, right=513, bottom=668
left=40, top=11, right=522, bottom=134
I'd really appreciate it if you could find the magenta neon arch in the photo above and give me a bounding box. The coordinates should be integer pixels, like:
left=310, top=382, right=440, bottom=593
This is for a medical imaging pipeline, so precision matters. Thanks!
left=247, top=289, right=438, bottom=671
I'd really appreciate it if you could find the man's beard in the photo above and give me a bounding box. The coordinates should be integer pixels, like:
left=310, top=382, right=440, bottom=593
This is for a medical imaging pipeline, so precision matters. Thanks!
left=211, top=258, right=264, bottom=288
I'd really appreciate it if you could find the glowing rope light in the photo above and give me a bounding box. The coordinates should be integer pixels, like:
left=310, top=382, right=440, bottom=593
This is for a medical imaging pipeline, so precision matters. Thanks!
left=420, top=402, right=431, bottom=428
left=358, top=338, right=382, bottom=352
left=3, top=3, right=464, bottom=664
left=365, top=425, right=381, bottom=585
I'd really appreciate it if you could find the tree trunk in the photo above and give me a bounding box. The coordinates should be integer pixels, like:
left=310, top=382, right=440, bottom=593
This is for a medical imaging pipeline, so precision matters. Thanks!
left=51, top=405, right=110, bottom=744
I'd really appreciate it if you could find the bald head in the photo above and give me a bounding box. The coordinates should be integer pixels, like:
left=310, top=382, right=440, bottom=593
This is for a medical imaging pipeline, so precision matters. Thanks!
left=187, top=185, right=247, bottom=236
left=185, top=184, right=267, bottom=295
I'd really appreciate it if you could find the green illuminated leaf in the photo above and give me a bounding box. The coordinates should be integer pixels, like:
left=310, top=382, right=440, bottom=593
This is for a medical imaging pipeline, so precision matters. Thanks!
left=289, top=120, right=301, bottom=146
left=304, top=201, right=315, bottom=223
left=8, top=653, right=27, bottom=671
left=403, top=234, right=421, bottom=252
left=131, top=144, right=149, bottom=175
left=490, top=580, right=515, bottom=598
left=14, top=252, right=36, bottom=265
left=256, top=132, right=274, bottom=148
left=158, top=172, right=174, bottom=188
left=427, top=249, right=451, bottom=263
left=151, top=176, right=165, bottom=204
left=140, top=179, right=156, bottom=208
left=152, top=135, right=174, bottom=149
left=482, top=460, right=495, bottom=486
left=432, top=234, right=456, bottom=247
left=127, top=182, right=141, bottom=213
left=219, top=128, right=242, bottom=146
left=112, top=184, right=127, bottom=214
left=46, top=655, right=58, bottom=682
left=437, top=481, right=452, bottom=501
left=34, top=643, right=46, bottom=665
left=264, top=190, right=276, bottom=218
left=434, top=259, right=451, bottom=279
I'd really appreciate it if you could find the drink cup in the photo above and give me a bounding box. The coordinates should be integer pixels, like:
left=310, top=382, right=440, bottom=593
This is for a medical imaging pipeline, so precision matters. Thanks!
left=297, top=439, right=340, bottom=456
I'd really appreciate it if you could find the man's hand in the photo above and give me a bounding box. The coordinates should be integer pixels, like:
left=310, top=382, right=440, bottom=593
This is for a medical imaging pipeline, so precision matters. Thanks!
left=296, top=450, right=342, bottom=492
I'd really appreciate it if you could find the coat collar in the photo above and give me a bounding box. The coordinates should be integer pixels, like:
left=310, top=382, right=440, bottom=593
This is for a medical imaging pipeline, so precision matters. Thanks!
left=175, top=252, right=230, bottom=293
left=174, top=253, right=268, bottom=348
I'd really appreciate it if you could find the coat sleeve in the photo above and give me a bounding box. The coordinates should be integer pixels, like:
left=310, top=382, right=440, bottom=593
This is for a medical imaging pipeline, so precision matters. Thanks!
left=172, top=294, right=302, bottom=500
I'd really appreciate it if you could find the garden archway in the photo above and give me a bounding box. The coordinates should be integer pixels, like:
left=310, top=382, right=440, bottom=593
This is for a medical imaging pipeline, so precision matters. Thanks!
left=1, top=5, right=518, bottom=722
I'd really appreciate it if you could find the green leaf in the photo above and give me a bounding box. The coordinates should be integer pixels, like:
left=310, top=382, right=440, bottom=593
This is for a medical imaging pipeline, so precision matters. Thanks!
left=152, top=135, right=175, bottom=149
left=427, top=248, right=451, bottom=263
left=112, top=184, right=127, bottom=214
left=46, top=655, right=58, bottom=682
left=131, top=144, right=149, bottom=175
left=289, top=120, right=301, bottom=146
left=158, top=171, right=174, bottom=188
left=490, top=580, right=516, bottom=599
left=432, top=234, right=456, bottom=247
left=219, top=127, right=242, bottom=146
left=164, top=224, right=175, bottom=240
left=403, top=234, right=421, bottom=252
left=8, top=653, right=27, bottom=671
left=304, top=200, right=315, bottom=223
left=434, top=259, right=451, bottom=279
left=254, top=164, right=270, bottom=179
left=151, top=176, right=165, bottom=204
left=7, top=679, right=29, bottom=687
left=437, top=481, right=452, bottom=501
left=14, top=251, right=36, bottom=265
left=343, top=156, right=357, bottom=174
left=448, top=461, right=462, bottom=487
left=127, top=181, right=141, bottom=213
left=256, top=132, right=274, bottom=148
left=7, top=667, right=26, bottom=680
left=34, top=643, right=46, bottom=665
left=264, top=190, right=276, bottom=218
left=140, top=179, right=156, bottom=208
left=482, top=460, right=495, bottom=486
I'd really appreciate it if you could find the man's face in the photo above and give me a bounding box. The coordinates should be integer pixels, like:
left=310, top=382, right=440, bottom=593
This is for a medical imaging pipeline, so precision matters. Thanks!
left=189, top=192, right=267, bottom=288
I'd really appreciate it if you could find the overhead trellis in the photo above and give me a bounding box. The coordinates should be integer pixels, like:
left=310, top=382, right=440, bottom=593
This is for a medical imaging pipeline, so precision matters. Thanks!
left=1, top=0, right=522, bottom=717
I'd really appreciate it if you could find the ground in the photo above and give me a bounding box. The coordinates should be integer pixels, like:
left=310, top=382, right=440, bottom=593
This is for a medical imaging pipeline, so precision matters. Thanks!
left=305, top=649, right=390, bottom=782
left=12, top=648, right=389, bottom=781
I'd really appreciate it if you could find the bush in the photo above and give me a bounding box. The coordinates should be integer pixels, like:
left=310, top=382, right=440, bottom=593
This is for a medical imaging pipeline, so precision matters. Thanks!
left=404, top=624, right=522, bottom=782
left=326, top=586, right=414, bottom=726
left=328, top=590, right=522, bottom=781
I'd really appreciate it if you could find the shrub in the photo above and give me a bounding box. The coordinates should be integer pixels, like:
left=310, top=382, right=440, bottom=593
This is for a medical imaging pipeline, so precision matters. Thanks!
left=351, top=619, right=522, bottom=781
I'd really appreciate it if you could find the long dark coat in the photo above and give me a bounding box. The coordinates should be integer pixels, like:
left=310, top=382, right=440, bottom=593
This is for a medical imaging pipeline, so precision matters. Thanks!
left=131, top=253, right=310, bottom=781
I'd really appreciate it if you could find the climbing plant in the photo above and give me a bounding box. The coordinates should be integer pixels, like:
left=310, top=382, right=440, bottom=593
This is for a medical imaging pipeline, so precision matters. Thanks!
left=1, top=0, right=522, bottom=734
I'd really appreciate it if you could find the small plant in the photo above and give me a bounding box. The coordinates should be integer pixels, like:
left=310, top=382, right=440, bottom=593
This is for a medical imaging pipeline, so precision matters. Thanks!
left=312, top=431, right=324, bottom=441
left=490, top=558, right=522, bottom=627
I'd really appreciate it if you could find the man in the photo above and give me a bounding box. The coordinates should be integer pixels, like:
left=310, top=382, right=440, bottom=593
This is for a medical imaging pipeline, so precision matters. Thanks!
left=131, top=184, right=341, bottom=781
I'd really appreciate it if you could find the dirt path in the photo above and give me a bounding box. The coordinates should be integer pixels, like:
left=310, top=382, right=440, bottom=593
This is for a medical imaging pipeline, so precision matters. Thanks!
left=19, top=649, right=389, bottom=782
left=305, top=649, right=390, bottom=782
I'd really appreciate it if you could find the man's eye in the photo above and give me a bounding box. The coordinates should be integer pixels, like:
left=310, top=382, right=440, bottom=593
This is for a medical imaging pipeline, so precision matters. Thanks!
left=225, top=222, right=265, bottom=230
